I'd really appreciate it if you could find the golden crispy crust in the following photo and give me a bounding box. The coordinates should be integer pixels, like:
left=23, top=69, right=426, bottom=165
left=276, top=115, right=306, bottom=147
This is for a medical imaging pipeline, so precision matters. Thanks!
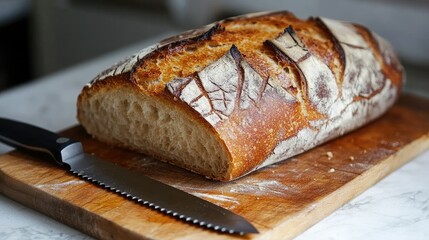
left=79, top=11, right=404, bottom=180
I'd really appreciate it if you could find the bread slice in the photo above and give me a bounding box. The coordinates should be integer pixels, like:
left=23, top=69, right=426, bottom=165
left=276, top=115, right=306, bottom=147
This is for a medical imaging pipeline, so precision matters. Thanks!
left=77, top=11, right=404, bottom=181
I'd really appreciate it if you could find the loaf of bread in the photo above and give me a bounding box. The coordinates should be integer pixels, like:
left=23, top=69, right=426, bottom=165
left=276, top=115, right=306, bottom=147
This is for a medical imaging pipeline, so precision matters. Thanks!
left=77, top=11, right=404, bottom=181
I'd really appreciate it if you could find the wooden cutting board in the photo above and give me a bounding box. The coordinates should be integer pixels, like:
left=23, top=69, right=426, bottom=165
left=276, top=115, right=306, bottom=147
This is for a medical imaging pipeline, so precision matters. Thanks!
left=1, top=94, right=429, bottom=240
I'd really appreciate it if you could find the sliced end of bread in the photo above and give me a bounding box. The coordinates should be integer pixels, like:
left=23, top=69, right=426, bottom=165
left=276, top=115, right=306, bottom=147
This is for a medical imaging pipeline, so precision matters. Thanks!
left=78, top=76, right=232, bottom=180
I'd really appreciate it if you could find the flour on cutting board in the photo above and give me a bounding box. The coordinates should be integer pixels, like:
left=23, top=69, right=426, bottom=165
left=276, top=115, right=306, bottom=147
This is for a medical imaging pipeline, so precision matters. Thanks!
left=173, top=174, right=294, bottom=206
left=36, top=180, right=85, bottom=191
left=226, top=179, right=289, bottom=197
left=184, top=178, right=289, bottom=196
left=192, top=192, right=240, bottom=206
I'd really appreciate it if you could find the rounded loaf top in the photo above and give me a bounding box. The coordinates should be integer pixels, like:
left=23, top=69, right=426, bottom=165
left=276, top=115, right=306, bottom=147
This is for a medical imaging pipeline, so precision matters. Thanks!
left=79, top=11, right=404, bottom=180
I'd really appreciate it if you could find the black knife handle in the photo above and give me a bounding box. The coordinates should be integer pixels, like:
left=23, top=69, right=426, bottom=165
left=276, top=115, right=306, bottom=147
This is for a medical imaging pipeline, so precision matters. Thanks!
left=0, top=117, right=84, bottom=166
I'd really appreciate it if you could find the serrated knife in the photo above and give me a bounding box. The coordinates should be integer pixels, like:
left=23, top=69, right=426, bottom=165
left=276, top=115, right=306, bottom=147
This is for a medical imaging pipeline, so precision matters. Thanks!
left=0, top=117, right=258, bottom=235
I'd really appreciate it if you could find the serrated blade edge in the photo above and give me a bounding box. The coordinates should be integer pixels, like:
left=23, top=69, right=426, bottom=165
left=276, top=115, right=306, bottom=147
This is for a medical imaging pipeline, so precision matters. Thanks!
left=64, top=153, right=258, bottom=235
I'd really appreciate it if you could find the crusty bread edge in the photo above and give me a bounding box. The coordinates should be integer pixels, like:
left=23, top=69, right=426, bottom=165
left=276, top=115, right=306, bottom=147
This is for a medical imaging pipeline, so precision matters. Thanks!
left=77, top=74, right=236, bottom=181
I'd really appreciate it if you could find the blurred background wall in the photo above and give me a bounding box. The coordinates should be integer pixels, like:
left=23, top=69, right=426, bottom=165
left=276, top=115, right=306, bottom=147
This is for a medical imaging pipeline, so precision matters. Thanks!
left=0, top=0, right=428, bottom=95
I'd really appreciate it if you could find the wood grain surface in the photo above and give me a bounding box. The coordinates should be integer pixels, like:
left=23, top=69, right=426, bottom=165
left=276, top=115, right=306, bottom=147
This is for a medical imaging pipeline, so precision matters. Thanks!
left=1, top=94, right=429, bottom=240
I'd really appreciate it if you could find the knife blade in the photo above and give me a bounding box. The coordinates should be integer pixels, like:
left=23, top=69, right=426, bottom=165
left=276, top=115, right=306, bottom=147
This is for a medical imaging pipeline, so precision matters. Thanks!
left=0, top=117, right=258, bottom=235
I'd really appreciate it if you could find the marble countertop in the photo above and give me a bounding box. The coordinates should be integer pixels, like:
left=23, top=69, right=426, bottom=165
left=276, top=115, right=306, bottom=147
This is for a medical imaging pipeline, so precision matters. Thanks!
left=0, top=37, right=428, bottom=239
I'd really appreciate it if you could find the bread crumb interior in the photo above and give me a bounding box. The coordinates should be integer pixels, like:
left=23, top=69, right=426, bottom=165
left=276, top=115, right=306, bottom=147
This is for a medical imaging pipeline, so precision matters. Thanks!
left=80, top=88, right=230, bottom=180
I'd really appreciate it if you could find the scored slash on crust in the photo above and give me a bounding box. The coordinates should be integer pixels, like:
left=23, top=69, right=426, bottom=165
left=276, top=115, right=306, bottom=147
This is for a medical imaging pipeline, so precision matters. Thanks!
left=68, top=169, right=243, bottom=235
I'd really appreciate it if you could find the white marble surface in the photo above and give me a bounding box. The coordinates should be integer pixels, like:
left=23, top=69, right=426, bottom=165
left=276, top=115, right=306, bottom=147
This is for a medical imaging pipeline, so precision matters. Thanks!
left=0, top=37, right=428, bottom=239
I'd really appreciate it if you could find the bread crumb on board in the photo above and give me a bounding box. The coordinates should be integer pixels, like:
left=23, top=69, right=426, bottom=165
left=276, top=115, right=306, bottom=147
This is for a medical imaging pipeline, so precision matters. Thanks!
left=326, top=151, right=334, bottom=160
left=328, top=168, right=335, bottom=173
left=349, top=156, right=355, bottom=161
